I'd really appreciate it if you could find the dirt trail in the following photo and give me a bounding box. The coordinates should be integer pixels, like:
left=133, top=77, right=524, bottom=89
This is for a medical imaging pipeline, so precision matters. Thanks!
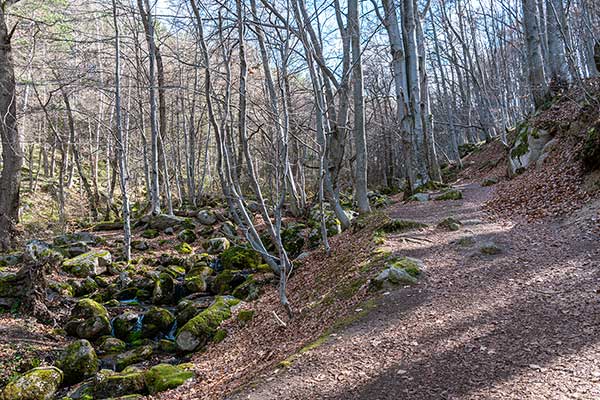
left=230, top=183, right=600, bottom=399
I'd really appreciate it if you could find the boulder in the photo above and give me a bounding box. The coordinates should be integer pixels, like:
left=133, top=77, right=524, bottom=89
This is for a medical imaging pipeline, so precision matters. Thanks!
left=197, top=210, right=217, bottom=225
left=141, top=229, right=159, bottom=239
left=372, top=266, right=417, bottom=289
left=184, top=266, right=212, bottom=294
left=211, top=270, right=247, bottom=295
left=142, top=307, right=175, bottom=338
left=97, top=337, right=127, bottom=355
left=175, top=297, right=214, bottom=326
left=177, top=229, right=197, bottom=244
left=0, top=253, right=22, bottom=267
left=480, top=242, right=502, bottom=255
left=93, top=369, right=146, bottom=398
left=23, top=240, right=63, bottom=263
left=481, top=177, right=498, bottom=187
left=152, top=273, right=175, bottom=304
left=112, top=312, right=142, bottom=342
left=220, top=246, right=261, bottom=270
left=0, top=367, right=63, bottom=400
left=407, top=193, right=430, bottom=202
left=141, top=214, right=195, bottom=231
left=131, top=240, right=149, bottom=251
left=509, top=126, right=552, bottom=176
left=219, top=221, right=237, bottom=238
left=54, top=232, right=102, bottom=247
left=204, top=237, right=230, bottom=255
left=143, top=364, right=194, bottom=395
left=113, top=345, right=153, bottom=372
left=65, top=299, right=111, bottom=340
left=56, top=339, right=99, bottom=384
left=175, top=296, right=239, bottom=352
left=434, top=189, right=463, bottom=201
left=63, top=250, right=112, bottom=277
left=437, top=217, right=462, bottom=231
left=71, top=277, right=99, bottom=297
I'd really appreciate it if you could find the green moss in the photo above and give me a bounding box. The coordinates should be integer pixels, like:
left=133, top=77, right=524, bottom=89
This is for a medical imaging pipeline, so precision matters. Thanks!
left=380, top=219, right=428, bottom=233
left=414, top=181, right=449, bottom=194
left=56, top=339, right=99, bottom=385
left=388, top=257, right=422, bottom=277
left=237, top=309, right=255, bottom=323
left=175, top=242, right=193, bottom=255
left=213, top=329, right=227, bottom=343
left=220, top=246, right=261, bottom=270
left=0, top=367, right=63, bottom=400
left=143, top=364, right=194, bottom=395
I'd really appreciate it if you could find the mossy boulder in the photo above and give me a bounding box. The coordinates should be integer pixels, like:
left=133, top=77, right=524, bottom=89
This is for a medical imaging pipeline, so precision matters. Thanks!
left=184, top=253, right=212, bottom=271
left=0, top=367, right=63, bottom=400
left=220, top=246, right=261, bottom=270
left=371, top=257, right=423, bottom=290
left=280, top=224, right=305, bottom=259
left=177, top=229, right=197, bottom=244
left=152, top=273, right=175, bottom=304
left=204, top=237, right=230, bottom=255
left=93, top=369, right=146, bottom=398
left=56, top=339, right=99, bottom=384
left=388, top=257, right=423, bottom=278
left=437, top=217, right=462, bottom=231
left=112, top=312, right=141, bottom=342
left=142, top=307, right=175, bottom=338
left=113, top=345, right=153, bottom=372
left=65, top=299, right=111, bottom=340
left=219, top=221, right=237, bottom=238
left=141, top=214, right=195, bottom=231
left=141, top=229, right=159, bottom=239
left=231, top=276, right=261, bottom=301
left=143, top=364, right=194, bottom=395
left=509, top=125, right=552, bottom=176
left=481, top=177, right=499, bottom=187
left=407, top=193, right=430, bottom=202
left=434, top=189, right=463, bottom=201
left=63, top=250, right=112, bottom=277
left=97, top=337, right=126, bottom=355
left=175, top=298, right=214, bottom=326
left=184, top=266, right=212, bottom=293
left=175, top=296, right=239, bottom=352
left=380, top=219, right=428, bottom=233
left=237, top=309, right=254, bottom=323
left=71, top=277, right=99, bottom=297
left=480, top=242, right=502, bottom=255
left=175, top=242, right=193, bottom=255
left=211, top=270, right=246, bottom=295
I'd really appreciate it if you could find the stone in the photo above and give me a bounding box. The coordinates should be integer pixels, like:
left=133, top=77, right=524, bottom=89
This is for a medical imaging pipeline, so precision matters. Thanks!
left=56, top=339, right=99, bottom=384
left=97, top=337, right=127, bottom=355
left=131, top=240, right=149, bottom=251
left=65, top=299, right=111, bottom=340
left=220, top=221, right=237, bottom=238
left=0, top=367, right=63, bottom=400
left=481, top=177, right=498, bottom=187
left=437, top=217, right=462, bottom=231
left=509, top=126, right=552, bottom=176
left=142, top=307, right=175, bottom=338
left=143, top=364, right=194, bottom=395
left=93, top=369, right=146, bottom=398
left=112, top=312, right=142, bottom=342
left=141, top=229, right=159, bottom=239
left=176, top=296, right=239, bottom=352
left=141, top=214, right=195, bottom=231
left=152, top=273, right=175, bottom=304
left=197, top=210, right=217, bottom=225
left=113, top=345, right=153, bottom=372
left=220, top=246, right=261, bottom=270
left=71, top=277, right=99, bottom=297
left=408, top=193, right=430, bottom=202
left=177, top=229, right=197, bottom=244
left=63, top=250, right=112, bottom=277
left=211, top=270, right=247, bottom=295
left=204, top=237, right=230, bottom=255
left=434, top=189, right=463, bottom=201
left=480, top=242, right=502, bottom=255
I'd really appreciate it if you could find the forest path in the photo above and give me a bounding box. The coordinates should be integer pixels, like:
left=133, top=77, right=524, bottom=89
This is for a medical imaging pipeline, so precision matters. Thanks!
left=230, top=183, right=600, bottom=399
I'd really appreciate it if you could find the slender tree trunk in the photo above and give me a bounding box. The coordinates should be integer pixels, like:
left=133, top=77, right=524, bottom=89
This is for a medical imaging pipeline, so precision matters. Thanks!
left=523, top=0, right=548, bottom=108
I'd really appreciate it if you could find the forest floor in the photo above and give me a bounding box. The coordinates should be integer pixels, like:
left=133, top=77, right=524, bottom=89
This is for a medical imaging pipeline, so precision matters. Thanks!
left=228, top=182, right=600, bottom=400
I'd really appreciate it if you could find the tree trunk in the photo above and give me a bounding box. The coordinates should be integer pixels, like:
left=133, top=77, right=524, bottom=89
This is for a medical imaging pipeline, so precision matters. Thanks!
left=523, top=0, right=548, bottom=108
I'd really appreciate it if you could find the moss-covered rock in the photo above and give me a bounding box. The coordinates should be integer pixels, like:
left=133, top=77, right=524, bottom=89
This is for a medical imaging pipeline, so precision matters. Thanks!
left=220, top=246, right=261, bottom=270
left=437, top=217, right=462, bottom=231
left=481, top=177, right=499, bottom=187
left=56, top=339, right=99, bottom=384
left=231, top=275, right=261, bottom=301
left=112, top=312, right=141, bottom=342
left=175, top=296, right=239, bottom=352
left=152, top=273, right=175, bottom=305
left=93, top=369, right=146, bottom=398
left=184, top=253, right=212, bottom=271
left=142, top=307, right=175, bottom=338
left=434, top=189, right=463, bottom=201
left=113, top=345, right=153, bottom=372
left=387, top=257, right=423, bottom=278
left=371, top=257, right=423, bottom=290
left=204, top=237, right=230, bottom=255
left=97, top=337, right=126, bottom=355
left=175, top=298, right=214, bottom=326
left=175, top=242, right=193, bottom=255
left=0, top=367, right=63, bottom=400
left=407, top=193, right=430, bottom=202
left=237, top=309, right=254, bottom=323
left=380, top=219, right=428, bottom=233
left=143, top=364, right=194, bottom=395
left=141, top=229, right=159, bottom=239
left=63, top=250, right=112, bottom=277
left=184, top=266, right=212, bottom=294
left=210, top=270, right=246, bottom=295
left=177, top=229, right=197, bottom=244
left=65, top=299, right=111, bottom=340
left=71, top=277, right=99, bottom=297
left=197, top=210, right=217, bottom=225
left=141, top=214, right=195, bottom=232
left=480, top=242, right=502, bottom=255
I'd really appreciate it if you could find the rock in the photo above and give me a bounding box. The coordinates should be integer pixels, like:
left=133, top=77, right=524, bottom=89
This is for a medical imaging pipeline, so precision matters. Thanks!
left=23, top=240, right=63, bottom=264
left=481, top=177, right=498, bottom=187
left=372, top=266, right=417, bottom=288
left=536, top=138, right=559, bottom=167
left=71, top=277, right=99, bottom=297
left=176, top=296, right=239, bottom=352
left=56, top=339, right=99, bottom=384
left=280, top=223, right=305, bottom=259
left=143, top=364, right=194, bottom=395
left=65, top=299, right=111, bottom=340
left=0, top=366, right=63, bottom=400
left=480, top=242, right=502, bottom=255
left=164, top=227, right=175, bottom=235
left=407, top=193, right=429, bottom=202
left=97, top=337, right=127, bottom=355
left=0, top=253, right=22, bottom=267
left=434, top=189, right=463, bottom=201
left=141, top=229, right=159, bottom=239
left=54, top=232, right=102, bottom=247
left=184, top=253, right=212, bottom=271
left=63, top=250, right=112, bottom=277
left=131, top=240, right=149, bottom=251
left=62, top=242, right=90, bottom=258
left=112, top=312, right=142, bottom=342
left=204, top=237, right=230, bottom=255
left=113, top=345, right=153, bottom=371
left=220, top=221, right=237, bottom=237
left=152, top=273, right=175, bottom=304
left=220, top=246, right=261, bottom=270
left=380, top=219, right=428, bottom=233
left=237, top=309, right=254, bottom=323
left=175, top=242, right=193, bottom=255
left=197, top=210, right=217, bottom=225
left=92, top=221, right=124, bottom=231
left=141, top=214, right=195, bottom=231
left=177, top=229, right=197, bottom=244
left=115, top=287, right=138, bottom=301
left=509, top=126, right=552, bottom=176
left=232, top=276, right=261, bottom=301
left=175, top=297, right=214, bottom=326
left=437, top=217, right=462, bottom=231
left=142, top=307, right=175, bottom=338
left=211, top=270, right=247, bottom=295
left=184, top=266, right=212, bottom=294
left=93, top=369, right=146, bottom=398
